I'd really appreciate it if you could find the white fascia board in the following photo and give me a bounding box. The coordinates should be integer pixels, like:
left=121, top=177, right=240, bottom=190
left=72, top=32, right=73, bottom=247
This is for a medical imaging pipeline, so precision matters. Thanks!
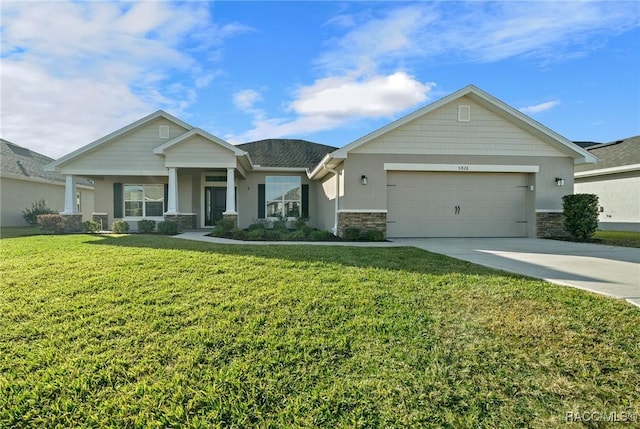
left=45, top=110, right=194, bottom=172
left=308, top=154, right=344, bottom=179
left=384, top=163, right=540, bottom=173
left=153, top=128, right=247, bottom=156
left=252, top=167, right=308, bottom=172
left=60, top=169, right=169, bottom=176
left=337, top=209, right=388, bottom=213
left=574, top=163, right=640, bottom=178
left=164, top=162, right=236, bottom=169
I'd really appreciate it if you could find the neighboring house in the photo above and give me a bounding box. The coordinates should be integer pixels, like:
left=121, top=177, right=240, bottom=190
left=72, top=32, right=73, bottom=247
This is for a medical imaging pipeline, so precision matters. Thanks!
left=44, top=85, right=596, bottom=238
left=574, top=136, right=640, bottom=232
left=0, top=139, right=94, bottom=227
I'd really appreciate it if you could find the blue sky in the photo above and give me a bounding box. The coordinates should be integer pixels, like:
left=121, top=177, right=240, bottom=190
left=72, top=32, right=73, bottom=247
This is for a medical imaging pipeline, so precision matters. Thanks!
left=1, top=1, right=639, bottom=158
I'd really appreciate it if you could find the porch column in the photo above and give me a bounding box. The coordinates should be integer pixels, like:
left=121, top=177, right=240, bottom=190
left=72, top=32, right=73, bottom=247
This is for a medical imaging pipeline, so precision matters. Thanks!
left=61, top=175, right=77, bottom=214
left=166, top=167, right=178, bottom=214
left=223, top=167, right=237, bottom=214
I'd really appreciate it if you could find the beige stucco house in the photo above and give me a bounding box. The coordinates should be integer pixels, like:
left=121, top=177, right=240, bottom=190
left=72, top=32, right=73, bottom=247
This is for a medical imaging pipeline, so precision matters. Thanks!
left=45, top=85, right=596, bottom=237
left=575, top=136, right=639, bottom=232
left=0, top=139, right=94, bottom=227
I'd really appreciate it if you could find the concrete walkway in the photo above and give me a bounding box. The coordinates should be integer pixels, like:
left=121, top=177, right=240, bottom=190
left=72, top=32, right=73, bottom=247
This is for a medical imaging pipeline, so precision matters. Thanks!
left=174, top=232, right=639, bottom=307
left=393, top=238, right=640, bottom=307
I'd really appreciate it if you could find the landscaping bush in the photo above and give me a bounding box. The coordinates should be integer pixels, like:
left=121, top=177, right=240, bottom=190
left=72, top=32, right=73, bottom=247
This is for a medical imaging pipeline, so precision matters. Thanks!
left=157, top=221, right=179, bottom=235
left=211, top=219, right=235, bottom=237
left=287, top=230, right=307, bottom=240
left=301, top=225, right=314, bottom=236
left=247, top=229, right=265, bottom=240
left=137, top=219, right=156, bottom=233
left=310, top=229, right=334, bottom=241
left=248, top=222, right=266, bottom=231
left=111, top=220, right=130, bottom=234
left=264, top=230, right=284, bottom=240
left=81, top=220, right=101, bottom=233
left=22, top=199, right=56, bottom=226
left=231, top=229, right=249, bottom=240
left=37, top=214, right=66, bottom=234
left=343, top=227, right=362, bottom=241
left=563, top=194, right=599, bottom=241
left=364, top=229, right=385, bottom=241
left=272, top=219, right=287, bottom=231
left=294, top=217, right=308, bottom=230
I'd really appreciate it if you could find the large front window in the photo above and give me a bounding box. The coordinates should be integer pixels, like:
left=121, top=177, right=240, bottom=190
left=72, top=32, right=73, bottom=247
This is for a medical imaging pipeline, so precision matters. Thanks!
left=266, top=176, right=301, bottom=218
left=124, top=184, right=164, bottom=217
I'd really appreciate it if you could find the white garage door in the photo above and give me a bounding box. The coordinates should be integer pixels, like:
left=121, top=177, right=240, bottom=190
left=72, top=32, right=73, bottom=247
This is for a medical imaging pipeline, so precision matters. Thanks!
left=387, top=171, right=529, bottom=237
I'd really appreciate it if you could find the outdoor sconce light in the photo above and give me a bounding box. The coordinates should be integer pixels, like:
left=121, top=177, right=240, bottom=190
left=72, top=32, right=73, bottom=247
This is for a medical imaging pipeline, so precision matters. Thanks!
left=555, top=177, right=565, bottom=187
left=361, top=175, right=368, bottom=185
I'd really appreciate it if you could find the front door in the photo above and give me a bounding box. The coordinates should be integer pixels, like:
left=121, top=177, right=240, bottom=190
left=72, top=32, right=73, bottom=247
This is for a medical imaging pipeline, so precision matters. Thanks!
left=204, top=187, right=226, bottom=226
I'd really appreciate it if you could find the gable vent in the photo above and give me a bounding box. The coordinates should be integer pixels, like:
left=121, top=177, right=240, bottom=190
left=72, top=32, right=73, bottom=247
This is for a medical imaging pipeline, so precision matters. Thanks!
left=458, top=105, right=471, bottom=122
left=159, top=125, right=170, bottom=139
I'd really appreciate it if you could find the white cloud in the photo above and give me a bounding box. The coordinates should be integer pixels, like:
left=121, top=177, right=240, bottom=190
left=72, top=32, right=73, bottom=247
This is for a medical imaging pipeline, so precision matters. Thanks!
left=519, top=100, right=561, bottom=115
left=291, top=72, right=434, bottom=118
left=233, top=89, right=263, bottom=111
left=0, top=1, right=251, bottom=158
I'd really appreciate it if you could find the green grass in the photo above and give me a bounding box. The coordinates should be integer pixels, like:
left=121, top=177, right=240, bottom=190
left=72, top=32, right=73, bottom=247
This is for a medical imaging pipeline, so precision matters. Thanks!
left=1, top=234, right=638, bottom=428
left=594, top=230, right=640, bottom=248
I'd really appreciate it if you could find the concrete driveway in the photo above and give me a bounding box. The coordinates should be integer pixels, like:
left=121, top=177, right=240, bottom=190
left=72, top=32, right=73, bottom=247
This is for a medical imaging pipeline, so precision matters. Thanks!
left=392, top=238, right=640, bottom=307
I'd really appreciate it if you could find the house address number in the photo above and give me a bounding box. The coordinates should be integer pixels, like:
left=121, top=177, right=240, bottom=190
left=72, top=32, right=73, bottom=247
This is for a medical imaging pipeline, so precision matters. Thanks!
left=458, top=165, right=470, bottom=171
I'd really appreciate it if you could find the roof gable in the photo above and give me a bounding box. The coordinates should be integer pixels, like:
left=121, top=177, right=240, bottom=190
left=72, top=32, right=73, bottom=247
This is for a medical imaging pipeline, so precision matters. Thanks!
left=331, top=85, right=597, bottom=164
left=45, top=110, right=193, bottom=172
left=153, top=128, right=246, bottom=156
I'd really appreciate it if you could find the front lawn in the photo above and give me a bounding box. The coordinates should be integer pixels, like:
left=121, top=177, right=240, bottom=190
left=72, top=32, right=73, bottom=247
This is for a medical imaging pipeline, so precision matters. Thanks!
left=1, top=234, right=638, bottom=428
left=594, top=230, right=640, bottom=248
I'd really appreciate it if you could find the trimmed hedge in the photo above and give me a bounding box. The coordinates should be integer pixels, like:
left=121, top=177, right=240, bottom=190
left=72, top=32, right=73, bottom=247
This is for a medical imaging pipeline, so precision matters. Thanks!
left=563, top=194, right=599, bottom=241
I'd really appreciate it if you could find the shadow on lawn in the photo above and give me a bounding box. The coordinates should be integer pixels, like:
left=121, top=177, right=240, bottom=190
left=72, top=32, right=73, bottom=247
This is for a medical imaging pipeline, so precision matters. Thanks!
left=85, top=233, right=518, bottom=278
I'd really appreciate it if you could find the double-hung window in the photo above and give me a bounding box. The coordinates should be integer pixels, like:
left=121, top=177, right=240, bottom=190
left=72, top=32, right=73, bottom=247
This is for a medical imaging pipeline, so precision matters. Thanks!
left=265, top=176, right=301, bottom=218
left=124, top=184, right=164, bottom=218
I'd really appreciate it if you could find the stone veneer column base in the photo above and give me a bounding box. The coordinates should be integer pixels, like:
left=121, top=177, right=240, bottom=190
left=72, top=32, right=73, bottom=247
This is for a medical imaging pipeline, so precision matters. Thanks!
left=536, top=211, right=568, bottom=238
left=164, top=214, right=197, bottom=230
left=337, top=211, right=387, bottom=238
left=222, top=213, right=238, bottom=228
left=61, top=214, right=83, bottom=233
left=92, top=213, right=108, bottom=231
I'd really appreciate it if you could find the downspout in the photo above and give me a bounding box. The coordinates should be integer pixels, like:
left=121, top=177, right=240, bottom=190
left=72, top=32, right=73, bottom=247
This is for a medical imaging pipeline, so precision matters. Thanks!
left=323, top=164, right=339, bottom=235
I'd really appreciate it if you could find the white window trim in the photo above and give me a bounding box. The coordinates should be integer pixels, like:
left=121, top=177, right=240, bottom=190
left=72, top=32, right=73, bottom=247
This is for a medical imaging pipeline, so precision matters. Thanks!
left=123, top=184, right=165, bottom=219
left=265, top=176, right=302, bottom=219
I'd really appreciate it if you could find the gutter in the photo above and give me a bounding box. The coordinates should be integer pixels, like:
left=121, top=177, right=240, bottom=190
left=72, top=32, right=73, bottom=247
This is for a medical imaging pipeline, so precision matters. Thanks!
left=323, top=163, right=340, bottom=235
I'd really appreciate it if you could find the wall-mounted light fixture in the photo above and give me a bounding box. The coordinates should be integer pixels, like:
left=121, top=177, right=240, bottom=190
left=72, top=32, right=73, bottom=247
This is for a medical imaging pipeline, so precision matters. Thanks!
left=361, top=175, right=368, bottom=185
left=555, top=177, right=565, bottom=187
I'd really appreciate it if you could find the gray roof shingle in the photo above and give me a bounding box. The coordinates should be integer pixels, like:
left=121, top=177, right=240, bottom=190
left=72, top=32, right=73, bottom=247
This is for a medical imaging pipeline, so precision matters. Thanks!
left=1, top=139, right=92, bottom=186
left=575, top=136, right=640, bottom=172
left=237, top=139, right=337, bottom=169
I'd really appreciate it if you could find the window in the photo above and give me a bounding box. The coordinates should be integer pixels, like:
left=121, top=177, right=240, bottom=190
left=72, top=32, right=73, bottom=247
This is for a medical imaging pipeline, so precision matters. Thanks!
left=124, top=184, right=164, bottom=218
left=265, top=176, right=301, bottom=218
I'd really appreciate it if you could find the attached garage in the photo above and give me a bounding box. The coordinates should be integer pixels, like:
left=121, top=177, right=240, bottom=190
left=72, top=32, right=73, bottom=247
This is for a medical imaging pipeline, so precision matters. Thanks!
left=386, top=170, right=532, bottom=237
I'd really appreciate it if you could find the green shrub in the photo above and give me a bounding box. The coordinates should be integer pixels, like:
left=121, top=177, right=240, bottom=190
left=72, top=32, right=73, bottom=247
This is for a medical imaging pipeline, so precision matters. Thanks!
left=265, top=230, right=284, bottom=240
left=294, top=217, right=309, bottom=230
left=287, top=230, right=307, bottom=240
left=138, top=219, right=156, bottom=233
left=212, top=219, right=235, bottom=237
left=310, top=230, right=334, bottom=241
left=272, top=220, right=287, bottom=231
left=563, top=194, right=599, bottom=241
left=247, top=229, right=265, bottom=240
left=231, top=229, right=249, bottom=240
left=248, top=222, right=266, bottom=231
left=157, top=221, right=179, bottom=235
left=111, top=220, right=130, bottom=234
left=81, top=220, right=101, bottom=233
left=343, top=227, right=361, bottom=240
left=364, top=229, right=385, bottom=241
left=37, top=214, right=66, bottom=234
left=22, top=199, right=56, bottom=226
left=301, top=225, right=314, bottom=236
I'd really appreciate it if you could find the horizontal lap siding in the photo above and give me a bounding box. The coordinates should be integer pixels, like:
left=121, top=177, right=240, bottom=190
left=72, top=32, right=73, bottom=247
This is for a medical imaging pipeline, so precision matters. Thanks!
left=351, top=96, right=566, bottom=157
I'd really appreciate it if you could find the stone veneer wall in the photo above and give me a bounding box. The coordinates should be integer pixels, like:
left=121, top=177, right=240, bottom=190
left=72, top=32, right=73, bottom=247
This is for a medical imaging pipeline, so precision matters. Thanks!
left=536, top=211, right=568, bottom=238
left=337, top=211, right=387, bottom=238
left=61, top=214, right=83, bottom=233
left=92, top=214, right=109, bottom=231
left=222, top=214, right=238, bottom=228
left=164, top=214, right=196, bottom=230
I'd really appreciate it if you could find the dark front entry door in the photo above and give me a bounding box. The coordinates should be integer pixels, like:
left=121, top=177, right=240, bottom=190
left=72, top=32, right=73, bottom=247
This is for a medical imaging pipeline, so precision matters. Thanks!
left=205, top=187, right=226, bottom=226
